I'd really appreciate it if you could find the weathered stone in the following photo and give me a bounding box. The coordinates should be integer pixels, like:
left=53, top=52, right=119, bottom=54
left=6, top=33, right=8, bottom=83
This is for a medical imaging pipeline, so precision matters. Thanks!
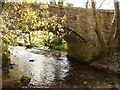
left=48, top=5, right=114, bottom=61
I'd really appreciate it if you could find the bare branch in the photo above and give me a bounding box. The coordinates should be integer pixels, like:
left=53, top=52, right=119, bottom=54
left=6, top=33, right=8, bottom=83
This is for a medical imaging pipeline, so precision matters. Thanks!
left=97, top=0, right=105, bottom=9
left=86, top=0, right=89, bottom=8
left=91, top=0, right=107, bottom=54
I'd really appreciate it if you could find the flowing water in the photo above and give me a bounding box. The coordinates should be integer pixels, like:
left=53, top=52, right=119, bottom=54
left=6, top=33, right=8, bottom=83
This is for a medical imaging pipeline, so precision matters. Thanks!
left=2, top=46, right=120, bottom=89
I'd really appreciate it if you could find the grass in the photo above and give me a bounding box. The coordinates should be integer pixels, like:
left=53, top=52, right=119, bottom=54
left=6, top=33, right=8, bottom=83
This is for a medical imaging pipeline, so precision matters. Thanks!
left=51, top=43, right=68, bottom=51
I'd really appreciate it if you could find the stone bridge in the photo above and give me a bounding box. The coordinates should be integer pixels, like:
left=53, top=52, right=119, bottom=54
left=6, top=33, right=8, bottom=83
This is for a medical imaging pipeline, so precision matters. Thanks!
left=49, top=6, right=114, bottom=61
left=2, top=3, right=115, bottom=62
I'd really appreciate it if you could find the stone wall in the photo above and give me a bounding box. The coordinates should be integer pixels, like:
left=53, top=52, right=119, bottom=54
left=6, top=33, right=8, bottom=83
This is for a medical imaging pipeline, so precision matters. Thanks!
left=48, top=5, right=115, bottom=61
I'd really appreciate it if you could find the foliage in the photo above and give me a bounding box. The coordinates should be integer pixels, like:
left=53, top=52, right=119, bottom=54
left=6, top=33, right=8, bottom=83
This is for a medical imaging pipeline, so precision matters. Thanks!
left=30, top=31, right=54, bottom=47
left=58, top=0, right=64, bottom=6
left=2, top=2, right=65, bottom=33
left=2, top=2, right=66, bottom=45
left=1, top=25, right=17, bottom=67
left=2, top=29, right=18, bottom=45
left=21, top=75, right=31, bottom=86
left=1, top=44, right=10, bottom=67
left=27, top=31, right=68, bottom=50
left=66, top=2, right=73, bottom=7
left=51, top=42, right=68, bottom=51
left=0, top=16, right=12, bottom=67
left=50, top=0, right=65, bottom=6
left=50, top=0, right=57, bottom=5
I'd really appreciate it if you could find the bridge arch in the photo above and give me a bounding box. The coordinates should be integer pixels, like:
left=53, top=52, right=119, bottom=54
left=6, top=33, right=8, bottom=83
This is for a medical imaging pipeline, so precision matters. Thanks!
left=56, top=27, right=93, bottom=62
left=49, top=25, right=94, bottom=62
left=62, top=27, right=87, bottom=43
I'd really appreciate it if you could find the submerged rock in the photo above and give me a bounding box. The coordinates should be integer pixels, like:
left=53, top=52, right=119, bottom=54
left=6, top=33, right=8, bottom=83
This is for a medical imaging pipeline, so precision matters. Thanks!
left=20, top=75, right=31, bottom=86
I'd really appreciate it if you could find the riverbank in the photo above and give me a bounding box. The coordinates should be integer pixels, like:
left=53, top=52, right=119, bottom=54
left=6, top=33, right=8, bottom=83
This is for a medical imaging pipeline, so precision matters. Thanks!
left=90, top=62, right=120, bottom=74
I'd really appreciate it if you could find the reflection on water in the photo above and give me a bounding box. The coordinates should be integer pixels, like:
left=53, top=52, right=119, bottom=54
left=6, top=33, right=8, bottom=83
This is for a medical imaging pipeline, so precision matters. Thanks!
left=2, top=46, right=120, bottom=88
left=5, top=46, right=70, bottom=88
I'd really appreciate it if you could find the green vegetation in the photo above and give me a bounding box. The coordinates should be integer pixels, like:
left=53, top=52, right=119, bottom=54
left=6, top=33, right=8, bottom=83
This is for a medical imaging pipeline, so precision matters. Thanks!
left=2, top=2, right=67, bottom=47
left=20, top=75, right=31, bottom=86
left=1, top=2, right=68, bottom=68
left=50, top=0, right=57, bottom=5
left=50, top=0, right=65, bottom=6
left=50, top=40, right=68, bottom=51
left=66, top=2, right=73, bottom=7
left=2, top=44, right=10, bottom=67
left=19, top=31, right=68, bottom=51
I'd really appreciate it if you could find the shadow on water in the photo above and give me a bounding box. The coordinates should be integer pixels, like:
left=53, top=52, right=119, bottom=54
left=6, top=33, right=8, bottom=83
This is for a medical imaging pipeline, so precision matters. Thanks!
left=2, top=46, right=120, bottom=89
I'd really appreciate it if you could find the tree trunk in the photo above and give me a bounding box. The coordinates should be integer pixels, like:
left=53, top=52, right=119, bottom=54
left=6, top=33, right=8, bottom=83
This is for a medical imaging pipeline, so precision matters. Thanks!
left=106, top=0, right=119, bottom=62
left=91, top=0, right=119, bottom=63
left=28, top=32, right=31, bottom=45
left=91, top=0, right=107, bottom=58
left=86, top=0, right=89, bottom=8
left=115, top=0, right=120, bottom=51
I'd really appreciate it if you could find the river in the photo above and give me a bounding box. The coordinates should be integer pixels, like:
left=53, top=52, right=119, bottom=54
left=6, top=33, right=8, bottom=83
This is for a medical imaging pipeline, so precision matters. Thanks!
left=2, top=46, right=120, bottom=89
